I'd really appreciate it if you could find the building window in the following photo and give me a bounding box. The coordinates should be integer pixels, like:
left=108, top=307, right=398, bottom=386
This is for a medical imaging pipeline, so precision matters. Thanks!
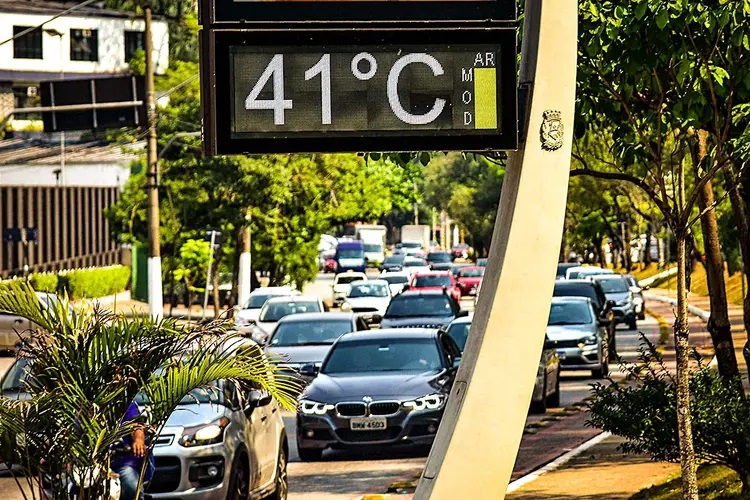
left=70, top=28, right=98, bottom=62
left=13, top=26, right=43, bottom=59
left=124, top=31, right=145, bottom=62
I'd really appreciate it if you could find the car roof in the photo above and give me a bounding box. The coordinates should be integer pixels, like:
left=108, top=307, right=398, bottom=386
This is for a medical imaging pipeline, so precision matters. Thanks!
left=380, top=270, right=410, bottom=277
left=351, top=279, right=389, bottom=286
left=412, top=271, right=451, bottom=276
left=277, top=312, right=353, bottom=323
left=551, top=296, right=593, bottom=303
left=335, top=271, right=367, bottom=276
left=250, top=286, right=297, bottom=295
left=592, top=274, right=626, bottom=281
left=556, top=279, right=598, bottom=286
left=337, top=241, right=363, bottom=247
left=337, top=328, right=438, bottom=343
left=394, top=289, right=450, bottom=297
left=264, top=295, right=320, bottom=304
left=458, top=266, right=483, bottom=272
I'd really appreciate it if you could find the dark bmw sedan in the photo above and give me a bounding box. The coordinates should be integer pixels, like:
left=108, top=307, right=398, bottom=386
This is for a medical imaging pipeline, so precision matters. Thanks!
left=295, top=329, right=461, bottom=461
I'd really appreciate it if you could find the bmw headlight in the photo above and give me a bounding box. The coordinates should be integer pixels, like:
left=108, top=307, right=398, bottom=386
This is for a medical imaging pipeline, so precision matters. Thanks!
left=403, top=394, right=446, bottom=411
left=299, top=400, right=335, bottom=415
left=632, top=296, right=644, bottom=305
left=179, top=417, right=230, bottom=447
left=340, top=302, right=352, bottom=312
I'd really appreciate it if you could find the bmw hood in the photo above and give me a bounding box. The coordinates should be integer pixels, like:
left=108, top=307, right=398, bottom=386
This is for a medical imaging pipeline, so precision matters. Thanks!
left=546, top=324, right=598, bottom=341
left=265, top=344, right=332, bottom=366
left=380, top=316, right=453, bottom=328
left=305, top=371, right=446, bottom=401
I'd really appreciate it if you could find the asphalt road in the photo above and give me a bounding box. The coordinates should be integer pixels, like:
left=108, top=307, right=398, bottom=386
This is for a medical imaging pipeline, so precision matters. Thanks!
left=291, top=272, right=662, bottom=499
left=0, top=273, right=663, bottom=500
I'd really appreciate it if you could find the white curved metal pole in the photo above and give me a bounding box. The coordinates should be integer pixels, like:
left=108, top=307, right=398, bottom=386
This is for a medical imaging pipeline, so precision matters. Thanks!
left=413, top=0, right=578, bottom=497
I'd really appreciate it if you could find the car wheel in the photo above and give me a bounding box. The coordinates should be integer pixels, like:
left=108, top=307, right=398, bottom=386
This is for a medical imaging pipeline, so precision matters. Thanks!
left=529, top=379, right=547, bottom=414
left=266, top=444, right=288, bottom=500
left=628, top=318, right=637, bottom=330
left=297, top=446, right=323, bottom=462
left=547, top=369, right=561, bottom=408
left=225, top=453, right=250, bottom=500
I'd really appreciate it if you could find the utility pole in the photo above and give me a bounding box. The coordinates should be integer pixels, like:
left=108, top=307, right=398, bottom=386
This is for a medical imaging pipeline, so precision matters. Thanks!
left=144, top=4, right=163, bottom=319
left=237, top=211, right=252, bottom=309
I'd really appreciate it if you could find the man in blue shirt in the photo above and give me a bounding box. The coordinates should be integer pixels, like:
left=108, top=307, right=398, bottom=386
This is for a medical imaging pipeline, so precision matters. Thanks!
left=112, top=401, right=153, bottom=500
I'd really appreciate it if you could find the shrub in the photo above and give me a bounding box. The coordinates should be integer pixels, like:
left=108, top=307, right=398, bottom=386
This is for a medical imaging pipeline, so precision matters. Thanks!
left=29, top=273, right=58, bottom=293
left=58, top=265, right=131, bottom=300
left=587, top=336, right=750, bottom=494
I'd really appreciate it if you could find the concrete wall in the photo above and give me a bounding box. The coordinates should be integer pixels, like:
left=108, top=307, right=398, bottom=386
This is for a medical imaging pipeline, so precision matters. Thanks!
left=0, top=163, right=131, bottom=188
left=0, top=12, right=169, bottom=75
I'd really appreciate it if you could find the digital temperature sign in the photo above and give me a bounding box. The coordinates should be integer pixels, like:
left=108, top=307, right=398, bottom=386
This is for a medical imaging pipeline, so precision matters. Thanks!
left=232, top=45, right=501, bottom=134
left=202, top=29, right=517, bottom=154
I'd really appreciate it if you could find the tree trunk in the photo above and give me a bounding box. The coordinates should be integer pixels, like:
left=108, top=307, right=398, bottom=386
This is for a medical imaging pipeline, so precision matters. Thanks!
left=722, top=166, right=750, bottom=374
left=624, top=220, right=633, bottom=271
left=675, top=234, right=699, bottom=500
left=212, top=258, right=221, bottom=319
left=643, top=218, right=653, bottom=266
left=698, top=178, right=739, bottom=379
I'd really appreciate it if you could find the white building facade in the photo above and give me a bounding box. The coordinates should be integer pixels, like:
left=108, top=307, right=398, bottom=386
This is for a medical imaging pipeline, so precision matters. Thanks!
left=0, top=1, right=169, bottom=129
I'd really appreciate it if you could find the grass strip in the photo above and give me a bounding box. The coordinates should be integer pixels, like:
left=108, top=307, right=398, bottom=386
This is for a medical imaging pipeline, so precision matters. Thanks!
left=629, top=464, right=743, bottom=499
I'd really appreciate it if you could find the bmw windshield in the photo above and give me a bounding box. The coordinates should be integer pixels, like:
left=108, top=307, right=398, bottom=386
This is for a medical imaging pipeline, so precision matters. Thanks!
left=322, top=339, right=441, bottom=374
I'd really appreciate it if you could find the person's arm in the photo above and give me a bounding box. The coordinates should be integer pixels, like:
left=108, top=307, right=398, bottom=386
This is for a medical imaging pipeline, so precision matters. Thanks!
left=132, top=429, right=146, bottom=457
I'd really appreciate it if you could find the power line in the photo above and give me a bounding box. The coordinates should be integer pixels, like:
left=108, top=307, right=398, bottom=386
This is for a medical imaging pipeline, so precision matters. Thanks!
left=0, top=0, right=101, bottom=47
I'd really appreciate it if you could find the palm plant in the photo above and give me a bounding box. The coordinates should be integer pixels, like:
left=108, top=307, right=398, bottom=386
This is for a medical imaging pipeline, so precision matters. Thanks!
left=0, top=281, right=300, bottom=499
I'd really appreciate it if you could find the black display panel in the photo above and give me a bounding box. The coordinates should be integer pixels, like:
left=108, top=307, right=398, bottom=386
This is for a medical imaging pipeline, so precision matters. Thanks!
left=203, top=0, right=516, bottom=24
left=203, top=28, right=517, bottom=154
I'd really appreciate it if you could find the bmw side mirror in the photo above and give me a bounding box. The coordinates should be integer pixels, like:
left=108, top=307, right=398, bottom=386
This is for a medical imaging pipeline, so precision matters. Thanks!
left=598, top=317, right=610, bottom=327
left=300, top=364, right=319, bottom=378
left=452, top=357, right=462, bottom=369
left=457, top=310, right=469, bottom=318
left=543, top=337, right=556, bottom=350
left=370, top=314, right=383, bottom=324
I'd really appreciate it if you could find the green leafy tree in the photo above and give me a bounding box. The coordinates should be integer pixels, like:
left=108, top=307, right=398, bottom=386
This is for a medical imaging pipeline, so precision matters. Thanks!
left=0, top=282, right=299, bottom=499
left=577, top=0, right=750, bottom=495
left=172, top=238, right=211, bottom=309
left=422, top=153, right=505, bottom=256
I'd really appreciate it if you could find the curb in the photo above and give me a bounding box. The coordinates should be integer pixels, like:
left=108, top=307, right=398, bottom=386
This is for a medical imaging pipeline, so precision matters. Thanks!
left=506, top=431, right=612, bottom=493
left=644, top=293, right=710, bottom=322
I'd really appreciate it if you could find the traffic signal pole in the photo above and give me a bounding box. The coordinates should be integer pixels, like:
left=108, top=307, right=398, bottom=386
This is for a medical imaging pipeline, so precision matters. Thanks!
left=414, top=0, right=577, bottom=497
left=144, top=4, right=163, bottom=319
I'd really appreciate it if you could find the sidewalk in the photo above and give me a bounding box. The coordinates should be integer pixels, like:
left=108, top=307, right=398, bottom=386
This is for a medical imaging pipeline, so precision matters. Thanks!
left=645, top=287, right=748, bottom=376
left=507, top=290, right=745, bottom=500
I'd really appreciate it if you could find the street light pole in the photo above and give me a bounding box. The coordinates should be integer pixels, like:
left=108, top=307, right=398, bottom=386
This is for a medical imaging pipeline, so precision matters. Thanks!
left=44, top=28, right=66, bottom=185
left=144, top=4, right=163, bottom=319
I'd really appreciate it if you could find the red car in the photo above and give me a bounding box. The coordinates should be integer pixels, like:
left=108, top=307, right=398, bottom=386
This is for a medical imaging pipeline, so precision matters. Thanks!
left=409, top=271, right=462, bottom=303
left=456, top=266, right=485, bottom=296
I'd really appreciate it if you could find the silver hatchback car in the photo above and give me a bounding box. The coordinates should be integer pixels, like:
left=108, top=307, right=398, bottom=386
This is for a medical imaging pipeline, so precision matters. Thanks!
left=144, top=379, right=288, bottom=500
left=0, top=359, right=289, bottom=500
